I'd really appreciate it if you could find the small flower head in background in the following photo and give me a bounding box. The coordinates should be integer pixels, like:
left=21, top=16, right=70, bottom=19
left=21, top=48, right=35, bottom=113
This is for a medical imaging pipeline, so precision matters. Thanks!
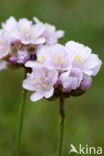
left=0, top=16, right=64, bottom=70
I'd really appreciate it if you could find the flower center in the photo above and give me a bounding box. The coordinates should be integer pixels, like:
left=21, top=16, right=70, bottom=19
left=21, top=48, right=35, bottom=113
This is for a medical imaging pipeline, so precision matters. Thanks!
left=0, top=40, right=5, bottom=51
left=54, top=53, right=65, bottom=66
left=35, top=76, right=50, bottom=90
left=21, top=27, right=37, bottom=40
left=45, top=23, right=55, bottom=32
left=37, top=56, right=46, bottom=63
left=43, top=82, right=51, bottom=90
left=75, top=55, right=85, bottom=65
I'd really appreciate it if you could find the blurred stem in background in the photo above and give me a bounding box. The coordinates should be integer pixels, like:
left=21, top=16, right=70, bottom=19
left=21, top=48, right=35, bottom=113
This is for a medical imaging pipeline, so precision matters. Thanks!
left=58, top=93, right=65, bottom=156
left=15, top=71, right=27, bottom=156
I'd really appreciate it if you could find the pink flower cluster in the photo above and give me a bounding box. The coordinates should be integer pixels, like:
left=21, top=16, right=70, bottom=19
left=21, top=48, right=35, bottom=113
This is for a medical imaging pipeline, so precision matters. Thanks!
left=0, top=17, right=102, bottom=101
left=0, top=17, right=64, bottom=68
left=23, top=42, right=102, bottom=101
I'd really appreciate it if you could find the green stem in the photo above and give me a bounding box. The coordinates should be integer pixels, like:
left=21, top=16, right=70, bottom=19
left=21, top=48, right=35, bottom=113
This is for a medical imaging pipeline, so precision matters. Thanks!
left=15, top=88, right=27, bottom=156
left=58, top=94, right=65, bottom=156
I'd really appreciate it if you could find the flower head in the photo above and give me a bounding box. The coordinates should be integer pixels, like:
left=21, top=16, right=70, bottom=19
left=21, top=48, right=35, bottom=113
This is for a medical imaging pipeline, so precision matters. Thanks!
left=0, top=17, right=65, bottom=69
left=24, top=40, right=102, bottom=100
left=0, top=17, right=102, bottom=102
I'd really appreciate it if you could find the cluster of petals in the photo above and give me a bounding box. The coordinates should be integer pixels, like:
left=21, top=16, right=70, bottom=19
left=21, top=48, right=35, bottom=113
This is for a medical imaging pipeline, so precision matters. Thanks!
left=0, top=16, right=64, bottom=70
left=0, top=16, right=102, bottom=102
left=23, top=41, right=102, bottom=102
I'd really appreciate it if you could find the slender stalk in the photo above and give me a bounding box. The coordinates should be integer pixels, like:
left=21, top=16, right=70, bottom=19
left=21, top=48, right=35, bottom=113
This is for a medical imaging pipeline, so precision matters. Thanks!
left=15, top=85, right=27, bottom=156
left=58, top=93, right=65, bottom=156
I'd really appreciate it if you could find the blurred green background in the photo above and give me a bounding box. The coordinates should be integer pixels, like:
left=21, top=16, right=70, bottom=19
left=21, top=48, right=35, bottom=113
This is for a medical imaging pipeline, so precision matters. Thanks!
left=0, top=0, right=104, bottom=155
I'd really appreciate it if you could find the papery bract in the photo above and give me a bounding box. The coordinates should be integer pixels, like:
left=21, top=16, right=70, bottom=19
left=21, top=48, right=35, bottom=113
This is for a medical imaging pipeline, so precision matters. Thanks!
left=17, top=50, right=30, bottom=64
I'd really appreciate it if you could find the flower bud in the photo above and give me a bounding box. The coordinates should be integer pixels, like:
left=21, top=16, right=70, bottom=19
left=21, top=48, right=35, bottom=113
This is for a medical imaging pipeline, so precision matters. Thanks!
left=9, top=56, right=17, bottom=65
left=80, top=75, right=92, bottom=91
